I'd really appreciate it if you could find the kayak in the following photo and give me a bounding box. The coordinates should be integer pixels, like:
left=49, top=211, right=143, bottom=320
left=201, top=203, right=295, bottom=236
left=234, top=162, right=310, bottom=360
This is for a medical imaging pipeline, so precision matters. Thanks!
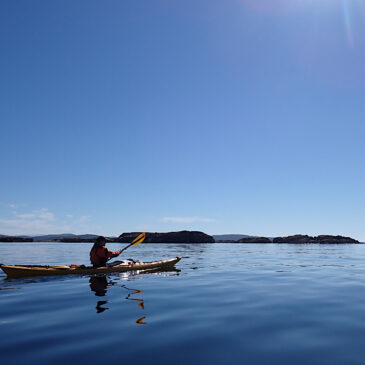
left=0, top=257, right=181, bottom=278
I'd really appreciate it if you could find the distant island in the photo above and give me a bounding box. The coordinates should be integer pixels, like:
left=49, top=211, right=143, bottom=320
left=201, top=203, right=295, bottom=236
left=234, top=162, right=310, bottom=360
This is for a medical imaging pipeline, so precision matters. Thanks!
left=0, top=232, right=360, bottom=243
left=215, top=234, right=359, bottom=244
left=272, top=235, right=359, bottom=244
left=0, top=233, right=100, bottom=243
left=0, top=235, right=34, bottom=242
left=117, top=231, right=215, bottom=243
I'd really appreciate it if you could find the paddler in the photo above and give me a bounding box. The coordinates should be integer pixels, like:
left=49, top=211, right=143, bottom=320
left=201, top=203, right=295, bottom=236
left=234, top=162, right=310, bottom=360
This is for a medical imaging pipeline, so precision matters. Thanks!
left=90, top=236, right=122, bottom=267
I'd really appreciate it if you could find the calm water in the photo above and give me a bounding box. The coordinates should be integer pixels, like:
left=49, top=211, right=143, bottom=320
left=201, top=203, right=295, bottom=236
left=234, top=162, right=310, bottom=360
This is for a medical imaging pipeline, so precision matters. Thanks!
left=1, top=242, right=365, bottom=364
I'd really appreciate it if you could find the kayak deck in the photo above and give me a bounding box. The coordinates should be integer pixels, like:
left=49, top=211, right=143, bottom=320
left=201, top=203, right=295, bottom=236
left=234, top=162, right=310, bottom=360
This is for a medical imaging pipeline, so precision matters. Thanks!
left=0, top=257, right=181, bottom=278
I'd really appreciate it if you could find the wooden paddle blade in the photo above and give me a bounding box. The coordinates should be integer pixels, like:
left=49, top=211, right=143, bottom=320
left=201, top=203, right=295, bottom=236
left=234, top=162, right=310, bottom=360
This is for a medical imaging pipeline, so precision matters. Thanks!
left=132, top=232, right=146, bottom=245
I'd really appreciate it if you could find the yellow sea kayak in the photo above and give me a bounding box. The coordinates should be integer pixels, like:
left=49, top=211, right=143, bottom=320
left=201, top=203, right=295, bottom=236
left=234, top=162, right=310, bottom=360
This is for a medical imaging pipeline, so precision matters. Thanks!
left=0, top=257, right=181, bottom=278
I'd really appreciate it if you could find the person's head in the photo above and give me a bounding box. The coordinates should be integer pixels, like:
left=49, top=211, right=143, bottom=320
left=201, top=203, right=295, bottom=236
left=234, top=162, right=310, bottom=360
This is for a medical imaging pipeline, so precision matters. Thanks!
left=95, top=236, right=107, bottom=246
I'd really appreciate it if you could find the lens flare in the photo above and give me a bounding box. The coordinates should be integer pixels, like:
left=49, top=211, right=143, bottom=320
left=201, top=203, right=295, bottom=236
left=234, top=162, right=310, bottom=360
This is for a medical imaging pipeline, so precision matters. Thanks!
left=342, top=0, right=354, bottom=47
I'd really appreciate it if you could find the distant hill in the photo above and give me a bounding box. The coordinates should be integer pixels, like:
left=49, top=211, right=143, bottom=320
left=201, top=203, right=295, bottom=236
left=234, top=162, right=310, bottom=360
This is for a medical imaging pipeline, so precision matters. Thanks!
left=31, top=234, right=99, bottom=241
left=0, top=235, right=34, bottom=242
left=0, top=233, right=112, bottom=242
left=213, top=234, right=253, bottom=242
left=77, top=234, right=100, bottom=240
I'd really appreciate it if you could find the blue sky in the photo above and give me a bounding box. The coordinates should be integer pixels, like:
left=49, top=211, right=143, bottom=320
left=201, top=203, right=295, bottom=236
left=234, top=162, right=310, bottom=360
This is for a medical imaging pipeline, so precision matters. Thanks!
left=1, top=0, right=365, bottom=239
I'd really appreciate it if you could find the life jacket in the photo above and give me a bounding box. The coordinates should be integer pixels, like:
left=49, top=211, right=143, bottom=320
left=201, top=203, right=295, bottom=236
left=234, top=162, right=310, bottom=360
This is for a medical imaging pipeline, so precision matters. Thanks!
left=90, top=244, right=108, bottom=267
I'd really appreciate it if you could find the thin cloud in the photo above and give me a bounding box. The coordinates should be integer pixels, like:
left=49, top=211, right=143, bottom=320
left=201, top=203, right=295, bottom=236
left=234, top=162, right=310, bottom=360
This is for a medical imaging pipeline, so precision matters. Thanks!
left=0, top=207, right=94, bottom=235
left=14, top=208, right=54, bottom=221
left=162, top=216, right=215, bottom=224
left=37, top=209, right=55, bottom=221
left=15, top=213, right=36, bottom=219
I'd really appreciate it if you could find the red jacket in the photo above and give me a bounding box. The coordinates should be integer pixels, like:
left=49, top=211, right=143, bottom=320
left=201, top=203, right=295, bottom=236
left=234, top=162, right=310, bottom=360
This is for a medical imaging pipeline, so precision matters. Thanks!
left=90, top=244, right=120, bottom=267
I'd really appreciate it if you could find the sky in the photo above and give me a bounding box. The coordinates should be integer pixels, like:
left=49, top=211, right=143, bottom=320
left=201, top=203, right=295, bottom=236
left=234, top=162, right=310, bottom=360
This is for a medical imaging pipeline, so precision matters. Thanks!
left=1, top=0, right=365, bottom=240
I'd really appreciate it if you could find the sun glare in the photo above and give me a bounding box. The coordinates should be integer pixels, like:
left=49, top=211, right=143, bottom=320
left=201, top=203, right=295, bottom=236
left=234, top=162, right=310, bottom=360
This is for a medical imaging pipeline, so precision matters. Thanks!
left=240, top=0, right=356, bottom=48
left=238, top=0, right=362, bottom=88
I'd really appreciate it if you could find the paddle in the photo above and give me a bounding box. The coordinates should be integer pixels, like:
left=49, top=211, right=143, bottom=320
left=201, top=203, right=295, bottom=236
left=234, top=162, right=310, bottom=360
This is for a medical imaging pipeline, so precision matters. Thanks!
left=119, top=232, right=146, bottom=254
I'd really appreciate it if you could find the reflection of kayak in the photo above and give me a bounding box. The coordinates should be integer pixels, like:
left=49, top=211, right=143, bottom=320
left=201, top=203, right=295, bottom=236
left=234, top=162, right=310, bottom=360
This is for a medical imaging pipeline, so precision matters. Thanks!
left=0, top=257, right=181, bottom=278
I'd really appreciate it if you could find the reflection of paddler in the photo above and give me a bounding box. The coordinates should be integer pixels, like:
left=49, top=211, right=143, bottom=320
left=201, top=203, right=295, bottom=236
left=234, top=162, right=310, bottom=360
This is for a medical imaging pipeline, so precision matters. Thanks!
left=89, top=276, right=108, bottom=296
left=89, top=276, right=114, bottom=314
left=96, top=300, right=108, bottom=313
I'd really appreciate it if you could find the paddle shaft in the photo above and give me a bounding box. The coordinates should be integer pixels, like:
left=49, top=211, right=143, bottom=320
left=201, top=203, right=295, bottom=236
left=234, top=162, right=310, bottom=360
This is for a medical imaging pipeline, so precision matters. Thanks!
left=120, top=242, right=135, bottom=254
